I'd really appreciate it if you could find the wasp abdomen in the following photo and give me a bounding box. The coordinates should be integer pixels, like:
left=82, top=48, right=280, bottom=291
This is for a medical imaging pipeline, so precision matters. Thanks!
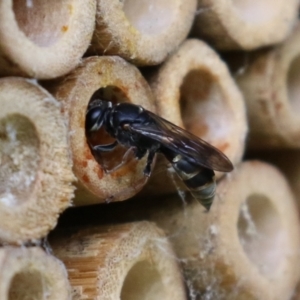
left=172, top=157, right=216, bottom=211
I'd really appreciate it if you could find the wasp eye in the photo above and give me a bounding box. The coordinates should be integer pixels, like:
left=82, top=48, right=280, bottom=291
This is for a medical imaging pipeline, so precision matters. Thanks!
left=86, top=107, right=103, bottom=132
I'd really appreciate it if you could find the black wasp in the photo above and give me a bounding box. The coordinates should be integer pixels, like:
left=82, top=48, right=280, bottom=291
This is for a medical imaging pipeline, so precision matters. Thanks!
left=85, top=100, right=233, bottom=211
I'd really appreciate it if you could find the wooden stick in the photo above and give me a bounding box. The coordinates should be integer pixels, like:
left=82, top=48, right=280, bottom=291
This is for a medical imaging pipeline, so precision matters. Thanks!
left=0, top=0, right=96, bottom=79
left=0, top=246, right=70, bottom=300
left=236, top=23, right=300, bottom=149
left=146, top=161, right=300, bottom=299
left=47, top=56, right=156, bottom=205
left=0, top=78, right=75, bottom=243
left=88, top=0, right=197, bottom=65
left=50, top=221, right=186, bottom=300
left=192, top=0, right=298, bottom=50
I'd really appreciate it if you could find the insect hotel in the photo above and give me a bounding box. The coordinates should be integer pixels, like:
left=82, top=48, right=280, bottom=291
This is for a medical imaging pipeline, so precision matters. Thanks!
left=0, top=0, right=300, bottom=299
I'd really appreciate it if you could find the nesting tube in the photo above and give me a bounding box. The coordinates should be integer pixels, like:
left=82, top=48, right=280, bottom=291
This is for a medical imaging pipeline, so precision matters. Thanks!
left=192, top=0, right=298, bottom=50
left=0, top=247, right=70, bottom=300
left=144, top=39, right=247, bottom=195
left=144, top=161, right=300, bottom=299
left=48, top=56, right=156, bottom=205
left=236, top=23, right=300, bottom=149
left=0, top=0, right=96, bottom=79
left=50, top=221, right=186, bottom=300
left=89, top=0, right=197, bottom=65
left=0, top=78, right=75, bottom=243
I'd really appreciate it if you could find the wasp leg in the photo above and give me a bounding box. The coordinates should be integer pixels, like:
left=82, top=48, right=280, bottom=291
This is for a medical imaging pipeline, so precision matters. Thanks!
left=91, top=141, right=118, bottom=152
left=143, top=146, right=159, bottom=177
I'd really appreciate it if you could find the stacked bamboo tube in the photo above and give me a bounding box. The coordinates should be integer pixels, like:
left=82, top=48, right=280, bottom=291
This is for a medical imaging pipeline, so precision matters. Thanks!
left=1, top=0, right=300, bottom=299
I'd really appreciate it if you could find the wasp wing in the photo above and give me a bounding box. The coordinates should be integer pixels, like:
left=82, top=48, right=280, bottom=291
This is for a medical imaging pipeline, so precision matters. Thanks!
left=130, top=111, right=233, bottom=172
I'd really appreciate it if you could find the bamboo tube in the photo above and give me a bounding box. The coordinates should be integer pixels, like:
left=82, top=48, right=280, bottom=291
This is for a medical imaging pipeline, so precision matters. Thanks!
left=0, top=246, right=70, bottom=300
left=88, top=0, right=197, bottom=65
left=50, top=221, right=186, bottom=300
left=0, top=0, right=96, bottom=79
left=143, top=39, right=247, bottom=195
left=145, top=161, right=300, bottom=299
left=192, top=0, right=298, bottom=50
left=236, top=23, right=300, bottom=149
left=47, top=56, right=156, bottom=205
left=0, top=77, right=75, bottom=243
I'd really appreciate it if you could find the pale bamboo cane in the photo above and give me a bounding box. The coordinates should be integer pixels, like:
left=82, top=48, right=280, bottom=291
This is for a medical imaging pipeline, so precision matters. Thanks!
left=0, top=0, right=96, bottom=79
left=88, top=0, right=197, bottom=65
left=0, top=246, right=70, bottom=300
left=143, top=39, right=247, bottom=195
left=50, top=221, right=186, bottom=300
left=0, top=77, right=75, bottom=243
left=146, top=161, right=300, bottom=299
left=236, top=22, right=300, bottom=149
left=192, top=0, right=298, bottom=50
left=47, top=56, right=156, bottom=206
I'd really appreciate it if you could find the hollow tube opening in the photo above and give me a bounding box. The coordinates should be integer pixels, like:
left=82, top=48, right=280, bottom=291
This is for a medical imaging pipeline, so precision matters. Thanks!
left=0, top=114, right=40, bottom=206
left=180, top=69, right=233, bottom=153
left=13, top=0, right=73, bottom=47
left=121, top=260, right=166, bottom=300
left=8, top=269, right=49, bottom=300
left=232, top=0, right=277, bottom=24
left=287, top=55, right=300, bottom=114
left=237, top=194, right=285, bottom=277
left=86, top=86, right=135, bottom=172
left=122, top=0, right=175, bottom=35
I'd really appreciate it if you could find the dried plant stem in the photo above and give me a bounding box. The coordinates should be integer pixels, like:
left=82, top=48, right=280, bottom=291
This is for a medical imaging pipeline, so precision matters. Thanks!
left=0, top=0, right=96, bottom=79
left=144, top=39, right=247, bottom=195
left=146, top=161, right=300, bottom=299
left=47, top=56, right=156, bottom=205
left=50, top=221, right=186, bottom=300
left=0, top=246, right=70, bottom=300
left=193, top=0, right=298, bottom=50
left=237, top=23, right=300, bottom=149
left=89, top=0, right=197, bottom=65
left=0, top=78, right=75, bottom=243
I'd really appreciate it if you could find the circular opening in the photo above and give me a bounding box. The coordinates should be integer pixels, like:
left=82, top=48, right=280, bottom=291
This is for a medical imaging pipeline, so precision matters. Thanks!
left=287, top=55, right=300, bottom=114
left=0, top=114, right=40, bottom=205
left=86, top=86, right=136, bottom=173
left=121, top=260, right=166, bottom=300
left=13, top=0, right=72, bottom=47
left=122, top=0, right=175, bottom=35
left=232, top=0, right=277, bottom=24
left=237, top=194, right=285, bottom=277
left=180, top=69, right=233, bottom=152
left=9, top=269, right=49, bottom=300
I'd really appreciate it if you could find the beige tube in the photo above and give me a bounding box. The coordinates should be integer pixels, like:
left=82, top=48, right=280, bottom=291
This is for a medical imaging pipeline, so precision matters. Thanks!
left=88, top=0, right=197, bottom=65
left=236, top=23, right=300, bottom=149
left=0, top=0, right=96, bottom=79
left=47, top=56, right=156, bottom=205
left=144, top=161, right=300, bottom=299
left=50, top=221, right=186, bottom=300
left=144, top=39, right=247, bottom=195
left=192, top=0, right=298, bottom=50
left=0, top=246, right=70, bottom=300
left=0, top=78, right=75, bottom=243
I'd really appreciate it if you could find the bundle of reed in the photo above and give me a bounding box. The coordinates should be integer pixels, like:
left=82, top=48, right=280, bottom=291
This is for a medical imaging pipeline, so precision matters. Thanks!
left=50, top=221, right=186, bottom=300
